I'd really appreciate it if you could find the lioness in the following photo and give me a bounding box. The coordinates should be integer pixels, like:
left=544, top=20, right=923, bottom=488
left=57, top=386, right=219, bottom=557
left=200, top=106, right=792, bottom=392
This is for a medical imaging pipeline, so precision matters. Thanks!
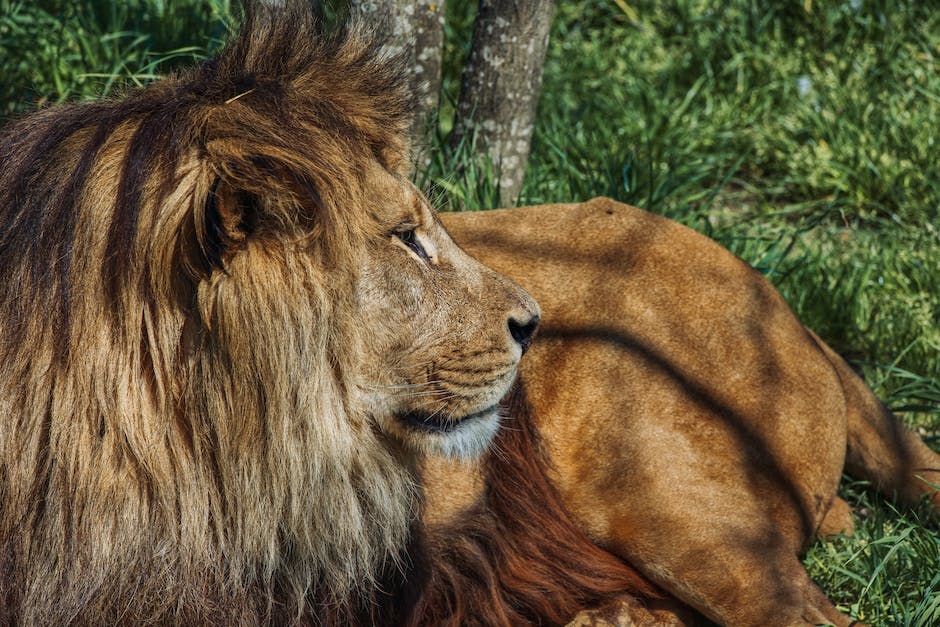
left=417, top=198, right=940, bottom=626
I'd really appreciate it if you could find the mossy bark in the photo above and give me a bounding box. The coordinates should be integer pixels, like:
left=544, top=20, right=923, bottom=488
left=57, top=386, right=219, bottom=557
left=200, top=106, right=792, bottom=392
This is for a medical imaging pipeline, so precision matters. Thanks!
left=349, top=0, right=446, bottom=170
left=451, top=0, right=554, bottom=207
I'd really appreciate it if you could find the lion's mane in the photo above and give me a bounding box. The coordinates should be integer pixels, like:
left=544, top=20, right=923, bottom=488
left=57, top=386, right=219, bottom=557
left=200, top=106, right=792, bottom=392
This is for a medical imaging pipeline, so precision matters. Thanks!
left=0, top=3, right=419, bottom=623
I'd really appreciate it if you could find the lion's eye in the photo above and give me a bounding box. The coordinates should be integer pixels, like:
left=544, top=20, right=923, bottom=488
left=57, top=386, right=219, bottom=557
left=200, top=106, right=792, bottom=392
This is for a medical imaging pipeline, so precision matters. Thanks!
left=395, top=228, right=431, bottom=263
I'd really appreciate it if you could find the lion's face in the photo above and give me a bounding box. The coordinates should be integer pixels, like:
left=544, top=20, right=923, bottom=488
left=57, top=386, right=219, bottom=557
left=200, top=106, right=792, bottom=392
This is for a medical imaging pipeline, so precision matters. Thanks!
left=351, top=166, right=540, bottom=460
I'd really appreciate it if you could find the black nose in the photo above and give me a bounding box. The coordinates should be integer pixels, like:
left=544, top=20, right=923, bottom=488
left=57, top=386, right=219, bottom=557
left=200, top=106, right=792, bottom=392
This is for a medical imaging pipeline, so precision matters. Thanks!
left=508, top=314, right=540, bottom=354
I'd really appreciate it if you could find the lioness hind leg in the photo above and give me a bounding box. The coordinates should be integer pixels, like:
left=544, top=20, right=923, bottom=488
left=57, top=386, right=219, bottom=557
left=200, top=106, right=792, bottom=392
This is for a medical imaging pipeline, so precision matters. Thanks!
left=808, top=330, right=940, bottom=510
left=619, top=525, right=857, bottom=627
left=754, top=563, right=857, bottom=627
left=798, top=577, right=865, bottom=627
left=733, top=562, right=856, bottom=627
left=818, top=496, right=855, bottom=538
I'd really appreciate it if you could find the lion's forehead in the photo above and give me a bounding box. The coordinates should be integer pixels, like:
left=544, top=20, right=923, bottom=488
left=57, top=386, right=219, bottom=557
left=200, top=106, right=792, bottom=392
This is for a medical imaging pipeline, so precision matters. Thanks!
left=357, top=167, right=428, bottom=226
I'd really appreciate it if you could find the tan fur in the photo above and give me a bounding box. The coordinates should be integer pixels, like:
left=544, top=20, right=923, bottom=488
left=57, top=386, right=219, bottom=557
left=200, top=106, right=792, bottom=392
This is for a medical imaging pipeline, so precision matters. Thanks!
left=0, top=3, right=538, bottom=623
left=437, top=198, right=940, bottom=626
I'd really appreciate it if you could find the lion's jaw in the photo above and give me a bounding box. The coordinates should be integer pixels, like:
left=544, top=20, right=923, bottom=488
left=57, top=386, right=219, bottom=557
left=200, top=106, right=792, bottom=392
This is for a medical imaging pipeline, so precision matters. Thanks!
left=369, top=398, right=505, bottom=461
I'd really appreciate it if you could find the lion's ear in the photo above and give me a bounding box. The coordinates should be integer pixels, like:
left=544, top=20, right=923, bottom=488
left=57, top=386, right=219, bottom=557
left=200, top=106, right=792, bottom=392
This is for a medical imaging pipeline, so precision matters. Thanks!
left=196, top=177, right=260, bottom=274
left=184, top=157, right=322, bottom=280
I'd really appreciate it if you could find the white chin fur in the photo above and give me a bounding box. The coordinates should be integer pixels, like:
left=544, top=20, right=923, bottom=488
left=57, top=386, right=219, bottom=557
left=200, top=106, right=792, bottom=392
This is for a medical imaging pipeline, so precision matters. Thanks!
left=416, top=410, right=501, bottom=461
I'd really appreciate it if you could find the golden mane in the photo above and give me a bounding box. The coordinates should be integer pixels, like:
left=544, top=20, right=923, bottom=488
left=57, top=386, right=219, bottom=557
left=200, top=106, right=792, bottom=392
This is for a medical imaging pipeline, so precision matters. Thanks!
left=0, top=2, right=420, bottom=623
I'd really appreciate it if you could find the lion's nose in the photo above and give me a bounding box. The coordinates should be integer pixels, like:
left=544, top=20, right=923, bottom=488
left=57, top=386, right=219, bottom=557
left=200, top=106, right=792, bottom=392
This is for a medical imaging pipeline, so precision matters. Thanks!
left=508, top=313, right=540, bottom=355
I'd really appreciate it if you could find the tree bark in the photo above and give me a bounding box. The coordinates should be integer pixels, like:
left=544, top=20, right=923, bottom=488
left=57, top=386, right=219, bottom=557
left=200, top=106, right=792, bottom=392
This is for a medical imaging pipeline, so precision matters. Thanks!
left=451, top=0, right=554, bottom=206
left=410, top=2, right=446, bottom=168
left=349, top=0, right=446, bottom=169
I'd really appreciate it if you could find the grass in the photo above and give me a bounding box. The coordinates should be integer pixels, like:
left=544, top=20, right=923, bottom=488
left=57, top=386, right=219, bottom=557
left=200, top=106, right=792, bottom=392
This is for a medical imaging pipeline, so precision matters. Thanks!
left=2, top=0, right=938, bottom=624
left=0, top=0, right=231, bottom=117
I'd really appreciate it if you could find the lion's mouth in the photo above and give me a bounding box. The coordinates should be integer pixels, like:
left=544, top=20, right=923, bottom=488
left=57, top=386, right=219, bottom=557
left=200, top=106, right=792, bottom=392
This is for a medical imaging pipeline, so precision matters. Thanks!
left=398, top=407, right=496, bottom=433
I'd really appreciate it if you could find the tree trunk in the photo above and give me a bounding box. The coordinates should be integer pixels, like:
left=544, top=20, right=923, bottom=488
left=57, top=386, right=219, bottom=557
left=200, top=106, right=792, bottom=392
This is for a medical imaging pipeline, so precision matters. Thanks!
left=411, top=2, right=446, bottom=169
left=451, top=0, right=555, bottom=207
left=349, top=0, right=446, bottom=169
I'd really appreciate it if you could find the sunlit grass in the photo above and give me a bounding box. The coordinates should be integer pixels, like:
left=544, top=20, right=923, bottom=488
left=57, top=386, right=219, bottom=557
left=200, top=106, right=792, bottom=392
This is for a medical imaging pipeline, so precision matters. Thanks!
left=804, top=481, right=940, bottom=625
left=0, top=0, right=231, bottom=118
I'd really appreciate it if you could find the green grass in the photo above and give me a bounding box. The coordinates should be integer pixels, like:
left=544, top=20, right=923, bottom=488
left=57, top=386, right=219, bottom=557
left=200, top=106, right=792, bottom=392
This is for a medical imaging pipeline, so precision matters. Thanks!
left=804, top=481, right=940, bottom=625
left=0, top=0, right=231, bottom=117
left=2, top=1, right=938, bottom=624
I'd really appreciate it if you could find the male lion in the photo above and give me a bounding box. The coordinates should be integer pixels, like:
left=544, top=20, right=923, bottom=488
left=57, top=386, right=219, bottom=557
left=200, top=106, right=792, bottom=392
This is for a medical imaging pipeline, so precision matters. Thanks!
left=415, top=199, right=940, bottom=626
left=0, top=3, right=544, bottom=623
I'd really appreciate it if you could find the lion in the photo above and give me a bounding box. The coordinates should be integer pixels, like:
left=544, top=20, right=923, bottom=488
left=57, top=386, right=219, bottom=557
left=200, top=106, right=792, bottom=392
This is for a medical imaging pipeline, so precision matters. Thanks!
left=0, top=2, right=546, bottom=623
left=414, top=198, right=940, bottom=626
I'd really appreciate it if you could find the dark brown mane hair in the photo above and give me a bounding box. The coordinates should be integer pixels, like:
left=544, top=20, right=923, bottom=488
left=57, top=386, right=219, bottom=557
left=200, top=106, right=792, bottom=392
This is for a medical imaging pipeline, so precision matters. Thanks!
left=410, top=381, right=659, bottom=626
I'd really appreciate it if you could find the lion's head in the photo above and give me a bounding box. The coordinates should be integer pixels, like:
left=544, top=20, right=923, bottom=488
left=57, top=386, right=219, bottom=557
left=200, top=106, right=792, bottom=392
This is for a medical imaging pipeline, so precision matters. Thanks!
left=0, top=2, right=537, bottom=623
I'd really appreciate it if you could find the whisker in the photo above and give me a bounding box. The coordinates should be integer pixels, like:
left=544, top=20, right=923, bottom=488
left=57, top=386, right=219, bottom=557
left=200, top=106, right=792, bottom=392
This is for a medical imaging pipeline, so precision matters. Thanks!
left=363, top=381, right=445, bottom=391
left=405, top=389, right=452, bottom=397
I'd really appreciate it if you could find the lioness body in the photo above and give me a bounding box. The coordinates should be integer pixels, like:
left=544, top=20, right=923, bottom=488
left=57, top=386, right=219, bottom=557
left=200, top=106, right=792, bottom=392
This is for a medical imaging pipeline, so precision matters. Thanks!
left=432, top=198, right=940, bottom=626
